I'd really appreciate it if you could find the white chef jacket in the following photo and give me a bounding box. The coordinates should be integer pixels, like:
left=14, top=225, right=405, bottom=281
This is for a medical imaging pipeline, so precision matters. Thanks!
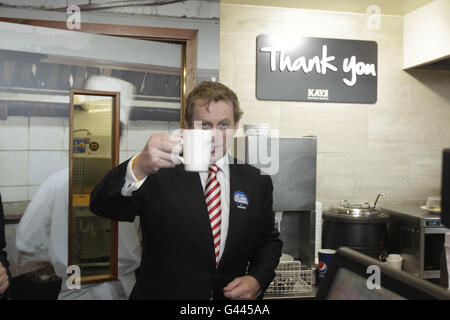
left=16, top=168, right=141, bottom=300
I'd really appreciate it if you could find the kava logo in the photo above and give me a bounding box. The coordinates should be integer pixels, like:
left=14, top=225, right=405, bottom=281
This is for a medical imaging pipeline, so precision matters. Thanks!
left=307, top=89, right=329, bottom=100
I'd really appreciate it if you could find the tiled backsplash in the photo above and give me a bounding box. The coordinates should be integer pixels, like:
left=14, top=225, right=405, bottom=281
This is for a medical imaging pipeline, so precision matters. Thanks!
left=0, top=116, right=180, bottom=211
left=29, top=117, right=69, bottom=151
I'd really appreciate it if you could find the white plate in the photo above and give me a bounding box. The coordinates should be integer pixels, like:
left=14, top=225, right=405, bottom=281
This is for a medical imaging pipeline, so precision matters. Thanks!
left=279, top=253, right=294, bottom=262
left=420, top=205, right=441, bottom=214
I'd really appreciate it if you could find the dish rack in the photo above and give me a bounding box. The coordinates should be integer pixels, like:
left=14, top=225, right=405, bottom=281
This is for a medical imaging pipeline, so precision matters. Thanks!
left=265, top=261, right=313, bottom=296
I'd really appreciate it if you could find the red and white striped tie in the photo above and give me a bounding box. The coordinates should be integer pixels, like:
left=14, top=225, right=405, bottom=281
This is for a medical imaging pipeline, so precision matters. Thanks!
left=205, top=164, right=221, bottom=267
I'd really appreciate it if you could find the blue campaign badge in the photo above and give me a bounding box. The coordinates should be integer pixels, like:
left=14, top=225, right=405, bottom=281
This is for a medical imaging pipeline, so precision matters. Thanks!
left=233, top=191, right=249, bottom=210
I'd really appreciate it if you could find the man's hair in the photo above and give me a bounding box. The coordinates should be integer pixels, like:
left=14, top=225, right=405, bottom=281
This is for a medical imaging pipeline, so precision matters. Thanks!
left=184, top=81, right=243, bottom=127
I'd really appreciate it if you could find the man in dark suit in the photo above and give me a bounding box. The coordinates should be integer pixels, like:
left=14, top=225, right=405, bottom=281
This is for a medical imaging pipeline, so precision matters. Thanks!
left=0, top=193, right=11, bottom=299
left=90, top=81, right=282, bottom=300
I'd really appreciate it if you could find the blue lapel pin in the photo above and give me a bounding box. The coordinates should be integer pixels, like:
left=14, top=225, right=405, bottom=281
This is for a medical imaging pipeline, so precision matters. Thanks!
left=233, top=191, right=248, bottom=210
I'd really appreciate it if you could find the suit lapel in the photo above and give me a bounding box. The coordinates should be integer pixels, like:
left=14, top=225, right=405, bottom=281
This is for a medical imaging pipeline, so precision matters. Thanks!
left=172, top=165, right=216, bottom=267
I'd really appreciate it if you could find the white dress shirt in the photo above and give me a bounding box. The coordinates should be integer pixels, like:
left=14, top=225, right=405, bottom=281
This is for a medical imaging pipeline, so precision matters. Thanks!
left=121, top=156, right=148, bottom=196
left=121, top=154, right=230, bottom=263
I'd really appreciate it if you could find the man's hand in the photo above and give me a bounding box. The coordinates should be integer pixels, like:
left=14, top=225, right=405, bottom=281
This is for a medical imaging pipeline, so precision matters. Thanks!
left=133, top=133, right=182, bottom=179
left=223, top=275, right=261, bottom=300
left=0, top=262, right=9, bottom=295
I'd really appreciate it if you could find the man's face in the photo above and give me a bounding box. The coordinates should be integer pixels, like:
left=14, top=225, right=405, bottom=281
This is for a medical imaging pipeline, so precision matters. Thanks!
left=188, top=99, right=239, bottom=163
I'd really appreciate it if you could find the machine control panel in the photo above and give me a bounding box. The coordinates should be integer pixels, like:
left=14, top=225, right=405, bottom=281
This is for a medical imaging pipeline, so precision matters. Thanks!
left=424, top=219, right=442, bottom=227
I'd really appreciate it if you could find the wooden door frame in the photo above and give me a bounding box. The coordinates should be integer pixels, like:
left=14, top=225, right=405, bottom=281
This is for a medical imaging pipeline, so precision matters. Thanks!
left=69, top=89, right=120, bottom=284
left=0, top=17, right=197, bottom=123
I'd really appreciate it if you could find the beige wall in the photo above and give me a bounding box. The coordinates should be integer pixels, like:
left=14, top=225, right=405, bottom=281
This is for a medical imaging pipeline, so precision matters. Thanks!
left=220, top=3, right=450, bottom=209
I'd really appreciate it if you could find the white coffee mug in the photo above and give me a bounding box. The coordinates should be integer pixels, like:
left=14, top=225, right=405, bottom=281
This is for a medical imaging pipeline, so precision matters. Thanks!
left=386, top=254, right=403, bottom=270
left=175, top=129, right=212, bottom=172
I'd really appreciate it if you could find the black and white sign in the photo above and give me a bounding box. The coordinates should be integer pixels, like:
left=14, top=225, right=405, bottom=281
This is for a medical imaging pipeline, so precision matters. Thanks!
left=256, top=35, right=378, bottom=103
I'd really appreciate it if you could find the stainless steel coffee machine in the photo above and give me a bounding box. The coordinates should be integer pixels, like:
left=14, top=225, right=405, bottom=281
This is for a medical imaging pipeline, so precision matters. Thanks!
left=233, top=134, right=317, bottom=267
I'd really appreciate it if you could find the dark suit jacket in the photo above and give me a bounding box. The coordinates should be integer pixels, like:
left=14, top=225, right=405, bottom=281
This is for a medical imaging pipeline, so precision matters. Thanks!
left=90, top=159, right=282, bottom=300
left=0, top=194, right=11, bottom=299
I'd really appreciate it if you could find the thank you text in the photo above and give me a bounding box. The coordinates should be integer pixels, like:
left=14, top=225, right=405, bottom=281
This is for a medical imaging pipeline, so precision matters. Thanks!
left=256, top=35, right=377, bottom=103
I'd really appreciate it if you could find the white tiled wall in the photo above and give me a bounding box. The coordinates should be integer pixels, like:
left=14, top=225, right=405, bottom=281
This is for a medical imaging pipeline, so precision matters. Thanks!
left=29, top=151, right=68, bottom=185
left=0, top=115, right=67, bottom=203
left=0, top=117, right=28, bottom=150
left=0, top=186, right=28, bottom=203
left=0, top=151, right=29, bottom=187
left=127, top=120, right=170, bottom=151
left=29, top=117, right=69, bottom=151
left=0, top=117, right=180, bottom=205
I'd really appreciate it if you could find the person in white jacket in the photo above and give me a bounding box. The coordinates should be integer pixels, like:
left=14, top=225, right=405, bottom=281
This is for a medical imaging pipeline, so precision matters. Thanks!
left=16, top=167, right=142, bottom=300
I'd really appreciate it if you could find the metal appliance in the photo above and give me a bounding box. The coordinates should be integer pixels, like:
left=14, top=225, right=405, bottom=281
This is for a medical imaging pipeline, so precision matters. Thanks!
left=234, top=135, right=317, bottom=266
left=322, top=194, right=390, bottom=261
left=383, top=205, right=450, bottom=281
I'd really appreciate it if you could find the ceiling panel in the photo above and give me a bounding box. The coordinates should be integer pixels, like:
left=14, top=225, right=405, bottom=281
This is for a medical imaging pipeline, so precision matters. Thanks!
left=221, top=0, right=435, bottom=16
